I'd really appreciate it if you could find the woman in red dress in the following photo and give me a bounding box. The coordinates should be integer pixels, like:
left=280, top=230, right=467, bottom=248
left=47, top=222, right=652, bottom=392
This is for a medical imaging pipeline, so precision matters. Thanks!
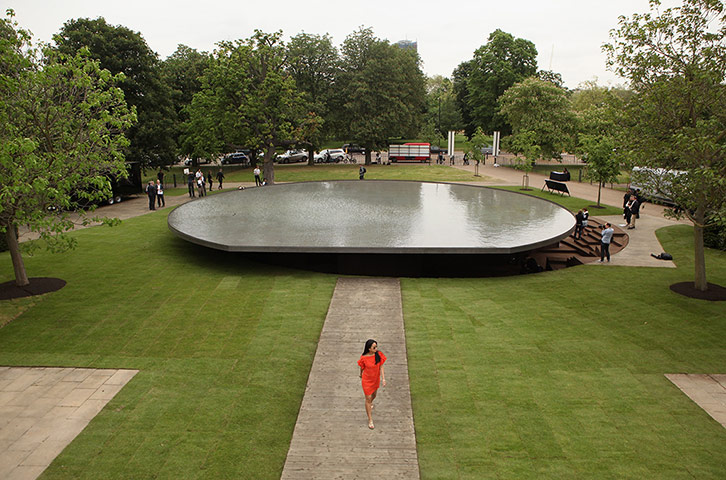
left=358, top=339, right=387, bottom=429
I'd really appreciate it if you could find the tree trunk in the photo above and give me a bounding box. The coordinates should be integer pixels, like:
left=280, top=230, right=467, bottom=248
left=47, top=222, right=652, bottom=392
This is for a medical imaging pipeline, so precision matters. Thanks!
left=308, top=148, right=315, bottom=166
left=693, top=206, right=707, bottom=291
left=364, top=147, right=371, bottom=166
left=263, top=146, right=276, bottom=185
left=4, top=223, right=29, bottom=287
left=597, top=181, right=602, bottom=207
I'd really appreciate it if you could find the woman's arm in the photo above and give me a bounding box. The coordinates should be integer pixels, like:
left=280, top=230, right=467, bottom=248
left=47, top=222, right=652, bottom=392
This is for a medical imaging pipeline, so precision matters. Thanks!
left=380, top=365, right=386, bottom=386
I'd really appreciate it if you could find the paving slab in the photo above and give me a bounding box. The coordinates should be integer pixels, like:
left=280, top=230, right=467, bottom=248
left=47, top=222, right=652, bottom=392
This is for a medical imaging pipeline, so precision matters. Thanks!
left=281, top=277, right=420, bottom=480
left=0, top=367, right=138, bottom=480
left=665, top=374, right=726, bottom=428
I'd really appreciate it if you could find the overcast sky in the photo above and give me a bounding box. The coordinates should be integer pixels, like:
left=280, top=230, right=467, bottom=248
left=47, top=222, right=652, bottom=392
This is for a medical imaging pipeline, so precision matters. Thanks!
left=9, top=0, right=683, bottom=89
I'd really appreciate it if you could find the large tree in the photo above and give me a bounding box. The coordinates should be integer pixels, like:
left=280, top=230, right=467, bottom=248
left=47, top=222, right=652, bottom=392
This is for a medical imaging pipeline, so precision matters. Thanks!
left=334, top=27, right=427, bottom=164
left=467, top=30, right=538, bottom=136
left=605, top=0, right=726, bottom=291
left=498, top=77, right=575, bottom=181
left=424, top=75, right=463, bottom=141
left=286, top=32, right=339, bottom=164
left=54, top=17, right=175, bottom=168
left=573, top=82, right=626, bottom=207
left=160, top=45, right=210, bottom=163
left=452, top=60, right=476, bottom=138
left=186, top=31, right=318, bottom=184
left=1, top=11, right=134, bottom=286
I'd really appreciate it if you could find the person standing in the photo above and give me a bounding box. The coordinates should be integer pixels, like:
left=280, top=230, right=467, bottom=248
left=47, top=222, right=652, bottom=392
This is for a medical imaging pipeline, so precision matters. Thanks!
left=624, top=196, right=634, bottom=227
left=197, top=172, right=206, bottom=197
left=156, top=179, right=165, bottom=208
left=574, top=209, right=584, bottom=239
left=599, top=222, right=614, bottom=263
left=358, top=339, right=386, bottom=429
left=145, top=181, right=156, bottom=210
left=627, top=195, right=640, bottom=229
left=187, top=171, right=196, bottom=198
left=207, top=169, right=213, bottom=191
left=582, top=208, right=589, bottom=233
left=359, top=165, right=367, bottom=180
left=216, top=168, right=225, bottom=189
left=623, top=188, right=633, bottom=217
left=254, top=166, right=262, bottom=186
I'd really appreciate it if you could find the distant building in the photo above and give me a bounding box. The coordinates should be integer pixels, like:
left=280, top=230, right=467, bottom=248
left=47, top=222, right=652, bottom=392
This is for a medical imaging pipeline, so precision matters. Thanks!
left=395, top=40, right=417, bottom=52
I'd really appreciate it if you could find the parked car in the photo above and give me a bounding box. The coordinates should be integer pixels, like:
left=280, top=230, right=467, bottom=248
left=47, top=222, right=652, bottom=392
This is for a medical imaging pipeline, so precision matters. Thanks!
left=275, top=149, right=308, bottom=164
left=314, top=149, right=346, bottom=163
left=342, top=143, right=365, bottom=154
left=184, top=157, right=212, bottom=166
left=221, top=152, right=250, bottom=165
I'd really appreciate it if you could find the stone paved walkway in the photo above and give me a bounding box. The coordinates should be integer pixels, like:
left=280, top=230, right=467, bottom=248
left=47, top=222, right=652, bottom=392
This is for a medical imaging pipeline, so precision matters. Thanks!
left=0, top=367, right=138, bottom=480
left=281, top=277, right=419, bottom=479
left=666, top=374, right=726, bottom=428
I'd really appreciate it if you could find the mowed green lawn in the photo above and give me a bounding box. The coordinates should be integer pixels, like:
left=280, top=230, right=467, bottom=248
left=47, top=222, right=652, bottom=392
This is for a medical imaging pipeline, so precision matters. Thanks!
left=1, top=191, right=725, bottom=478
left=0, top=212, right=337, bottom=479
left=404, top=224, right=726, bottom=478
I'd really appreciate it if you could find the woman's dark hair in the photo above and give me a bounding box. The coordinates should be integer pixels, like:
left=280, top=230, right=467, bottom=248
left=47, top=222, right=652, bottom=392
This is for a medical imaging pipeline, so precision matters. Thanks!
left=363, top=339, right=381, bottom=364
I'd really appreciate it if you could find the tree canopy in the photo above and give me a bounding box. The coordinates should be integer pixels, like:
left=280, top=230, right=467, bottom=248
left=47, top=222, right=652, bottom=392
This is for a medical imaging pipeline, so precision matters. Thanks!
left=334, top=27, right=427, bottom=163
left=572, top=82, right=625, bottom=206
left=452, top=60, right=476, bottom=138
left=467, top=30, right=538, bottom=136
left=160, top=45, right=211, bottom=163
left=605, top=0, right=726, bottom=291
left=424, top=75, right=463, bottom=140
left=1, top=11, right=134, bottom=286
left=54, top=17, right=175, bottom=168
left=498, top=77, right=575, bottom=173
left=186, top=31, right=318, bottom=183
left=286, top=32, right=339, bottom=164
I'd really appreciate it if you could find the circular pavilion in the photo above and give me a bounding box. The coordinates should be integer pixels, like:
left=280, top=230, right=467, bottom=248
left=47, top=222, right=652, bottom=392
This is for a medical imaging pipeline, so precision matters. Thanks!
left=168, top=180, right=575, bottom=276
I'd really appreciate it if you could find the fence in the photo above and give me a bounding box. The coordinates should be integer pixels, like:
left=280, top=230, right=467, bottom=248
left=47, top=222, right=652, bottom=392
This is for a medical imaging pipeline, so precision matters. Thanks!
left=490, top=153, right=584, bottom=166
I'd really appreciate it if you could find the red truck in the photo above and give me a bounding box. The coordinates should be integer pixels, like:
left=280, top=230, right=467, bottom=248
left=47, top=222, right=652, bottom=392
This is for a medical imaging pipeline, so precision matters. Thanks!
left=388, top=143, right=431, bottom=163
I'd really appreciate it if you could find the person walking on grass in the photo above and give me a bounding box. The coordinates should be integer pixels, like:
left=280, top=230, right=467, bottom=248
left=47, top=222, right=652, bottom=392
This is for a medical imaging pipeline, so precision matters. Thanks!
left=358, top=339, right=386, bottom=429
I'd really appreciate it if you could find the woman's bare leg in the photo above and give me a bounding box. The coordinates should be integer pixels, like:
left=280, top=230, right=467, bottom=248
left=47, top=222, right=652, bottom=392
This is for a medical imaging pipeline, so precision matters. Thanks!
left=365, top=394, right=374, bottom=428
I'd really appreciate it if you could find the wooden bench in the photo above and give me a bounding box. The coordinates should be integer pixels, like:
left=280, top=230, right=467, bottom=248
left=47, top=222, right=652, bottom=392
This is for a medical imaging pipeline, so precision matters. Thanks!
left=542, top=179, right=570, bottom=196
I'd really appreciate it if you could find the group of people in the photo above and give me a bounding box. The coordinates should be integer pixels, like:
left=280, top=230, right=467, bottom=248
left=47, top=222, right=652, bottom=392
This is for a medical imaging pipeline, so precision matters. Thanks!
left=253, top=166, right=268, bottom=186
left=436, top=152, right=455, bottom=165
left=623, top=189, right=641, bottom=229
left=187, top=168, right=226, bottom=198
left=145, top=179, right=165, bottom=211
left=573, top=207, right=615, bottom=263
left=573, top=207, right=590, bottom=239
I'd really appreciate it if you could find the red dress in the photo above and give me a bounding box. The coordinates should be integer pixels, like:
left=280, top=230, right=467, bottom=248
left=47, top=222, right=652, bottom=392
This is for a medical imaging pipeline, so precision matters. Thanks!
left=358, top=351, right=387, bottom=395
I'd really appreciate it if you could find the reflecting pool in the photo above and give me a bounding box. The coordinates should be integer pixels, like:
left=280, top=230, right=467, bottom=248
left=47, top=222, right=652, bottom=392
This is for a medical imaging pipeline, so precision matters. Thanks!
left=168, top=180, right=575, bottom=254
